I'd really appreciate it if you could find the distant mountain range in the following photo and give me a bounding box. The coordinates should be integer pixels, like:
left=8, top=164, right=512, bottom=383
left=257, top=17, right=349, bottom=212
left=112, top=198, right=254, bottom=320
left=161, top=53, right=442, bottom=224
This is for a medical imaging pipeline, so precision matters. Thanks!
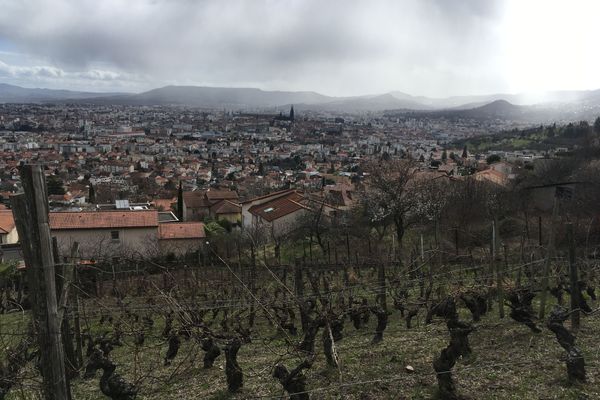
left=1, top=82, right=600, bottom=121
left=0, top=83, right=125, bottom=103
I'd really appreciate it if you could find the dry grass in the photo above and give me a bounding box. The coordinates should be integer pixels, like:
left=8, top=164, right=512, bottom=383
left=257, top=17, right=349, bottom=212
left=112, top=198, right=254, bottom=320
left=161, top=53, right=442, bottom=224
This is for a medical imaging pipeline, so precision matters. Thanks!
left=3, top=298, right=599, bottom=400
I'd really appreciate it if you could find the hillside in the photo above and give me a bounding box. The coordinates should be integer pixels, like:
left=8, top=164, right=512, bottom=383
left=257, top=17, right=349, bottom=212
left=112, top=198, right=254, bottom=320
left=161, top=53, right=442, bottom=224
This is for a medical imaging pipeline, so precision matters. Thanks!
left=459, top=99, right=526, bottom=119
left=0, top=83, right=124, bottom=103
left=3, top=82, right=600, bottom=117
left=79, top=85, right=333, bottom=108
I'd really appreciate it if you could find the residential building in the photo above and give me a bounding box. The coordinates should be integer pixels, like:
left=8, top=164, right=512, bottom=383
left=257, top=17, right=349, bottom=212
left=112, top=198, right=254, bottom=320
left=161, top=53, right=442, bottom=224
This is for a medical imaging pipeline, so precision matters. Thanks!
left=48, top=209, right=205, bottom=259
left=182, top=189, right=240, bottom=222
left=158, top=222, right=206, bottom=256
left=50, top=210, right=159, bottom=259
left=242, top=189, right=310, bottom=238
left=0, top=210, right=18, bottom=244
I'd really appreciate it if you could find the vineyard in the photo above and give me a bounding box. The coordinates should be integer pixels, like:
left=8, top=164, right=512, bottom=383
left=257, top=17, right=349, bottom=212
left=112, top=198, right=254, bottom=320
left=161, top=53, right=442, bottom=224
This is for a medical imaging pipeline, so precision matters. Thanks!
left=2, top=243, right=600, bottom=400
left=3, top=165, right=600, bottom=399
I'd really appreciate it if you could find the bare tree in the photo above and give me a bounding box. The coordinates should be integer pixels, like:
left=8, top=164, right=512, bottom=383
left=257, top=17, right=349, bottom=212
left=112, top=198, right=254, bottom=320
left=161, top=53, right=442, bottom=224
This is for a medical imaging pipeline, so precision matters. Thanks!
left=360, top=159, right=419, bottom=257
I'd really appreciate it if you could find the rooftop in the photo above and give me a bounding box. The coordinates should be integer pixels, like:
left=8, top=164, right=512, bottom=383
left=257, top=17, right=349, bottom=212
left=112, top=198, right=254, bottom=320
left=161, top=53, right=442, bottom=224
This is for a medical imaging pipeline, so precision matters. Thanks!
left=0, top=210, right=15, bottom=234
left=210, top=199, right=241, bottom=215
left=158, top=222, right=206, bottom=240
left=248, top=192, right=308, bottom=222
left=50, top=210, right=159, bottom=230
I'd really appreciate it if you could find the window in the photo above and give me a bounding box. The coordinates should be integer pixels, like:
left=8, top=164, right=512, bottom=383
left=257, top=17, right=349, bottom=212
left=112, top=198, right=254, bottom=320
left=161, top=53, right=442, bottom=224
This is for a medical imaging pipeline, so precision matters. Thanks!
left=110, top=230, right=120, bottom=242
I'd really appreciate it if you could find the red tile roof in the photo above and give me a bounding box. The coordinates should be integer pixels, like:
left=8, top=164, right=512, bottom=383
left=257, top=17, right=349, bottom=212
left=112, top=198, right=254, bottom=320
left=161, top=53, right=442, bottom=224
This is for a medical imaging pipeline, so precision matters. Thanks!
left=159, top=222, right=206, bottom=240
left=183, top=191, right=210, bottom=208
left=50, top=210, right=159, bottom=230
left=184, top=189, right=240, bottom=209
left=0, top=210, right=15, bottom=234
left=248, top=192, right=309, bottom=222
left=210, top=199, right=241, bottom=215
left=241, top=188, right=295, bottom=204
left=205, top=189, right=239, bottom=202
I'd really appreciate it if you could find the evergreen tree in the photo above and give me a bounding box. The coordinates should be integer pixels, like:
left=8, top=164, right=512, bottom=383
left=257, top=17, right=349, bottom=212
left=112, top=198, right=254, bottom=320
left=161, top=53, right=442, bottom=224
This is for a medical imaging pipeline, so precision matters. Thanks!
left=47, top=175, right=65, bottom=195
left=462, top=145, right=468, bottom=158
left=177, top=181, right=184, bottom=222
left=88, top=184, right=96, bottom=204
left=441, top=149, right=448, bottom=162
left=594, top=116, right=600, bottom=135
left=486, top=154, right=501, bottom=165
left=289, top=105, right=295, bottom=121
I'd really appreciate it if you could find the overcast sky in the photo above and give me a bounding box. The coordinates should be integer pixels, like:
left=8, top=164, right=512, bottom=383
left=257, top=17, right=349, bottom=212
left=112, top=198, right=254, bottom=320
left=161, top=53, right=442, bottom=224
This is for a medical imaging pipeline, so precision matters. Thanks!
left=0, top=0, right=598, bottom=97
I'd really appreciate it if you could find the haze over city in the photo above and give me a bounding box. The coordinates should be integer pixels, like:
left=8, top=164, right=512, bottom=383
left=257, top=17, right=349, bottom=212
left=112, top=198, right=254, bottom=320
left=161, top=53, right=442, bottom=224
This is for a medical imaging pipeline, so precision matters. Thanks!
left=1, top=0, right=599, bottom=98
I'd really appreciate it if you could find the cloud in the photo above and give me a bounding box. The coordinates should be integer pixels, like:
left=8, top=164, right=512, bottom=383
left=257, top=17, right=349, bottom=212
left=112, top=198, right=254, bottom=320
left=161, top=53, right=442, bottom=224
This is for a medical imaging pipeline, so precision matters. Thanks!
left=0, top=60, right=63, bottom=78
left=0, top=60, right=138, bottom=81
left=0, top=59, right=146, bottom=91
left=1, top=0, right=595, bottom=96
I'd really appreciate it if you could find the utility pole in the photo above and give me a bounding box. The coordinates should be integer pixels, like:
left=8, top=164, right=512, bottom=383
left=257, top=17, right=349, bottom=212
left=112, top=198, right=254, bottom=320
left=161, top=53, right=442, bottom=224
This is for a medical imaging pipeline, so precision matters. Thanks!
left=12, top=164, right=70, bottom=400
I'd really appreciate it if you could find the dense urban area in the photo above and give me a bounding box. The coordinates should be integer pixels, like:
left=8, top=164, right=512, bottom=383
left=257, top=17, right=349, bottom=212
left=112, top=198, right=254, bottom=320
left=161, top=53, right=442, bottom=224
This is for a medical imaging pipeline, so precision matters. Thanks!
left=1, top=97, right=600, bottom=400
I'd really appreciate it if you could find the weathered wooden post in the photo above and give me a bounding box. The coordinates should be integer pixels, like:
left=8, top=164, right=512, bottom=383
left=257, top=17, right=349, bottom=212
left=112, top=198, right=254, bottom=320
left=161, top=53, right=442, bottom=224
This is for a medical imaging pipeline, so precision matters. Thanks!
left=567, top=223, right=580, bottom=331
left=52, top=238, right=77, bottom=384
left=294, top=258, right=304, bottom=298
left=64, top=242, right=82, bottom=370
left=12, top=164, right=70, bottom=400
left=493, top=219, right=504, bottom=318
left=294, top=258, right=309, bottom=332
left=539, top=196, right=559, bottom=319
left=346, top=233, right=350, bottom=261
left=377, top=262, right=387, bottom=312
left=72, top=266, right=83, bottom=368
left=538, top=215, right=543, bottom=246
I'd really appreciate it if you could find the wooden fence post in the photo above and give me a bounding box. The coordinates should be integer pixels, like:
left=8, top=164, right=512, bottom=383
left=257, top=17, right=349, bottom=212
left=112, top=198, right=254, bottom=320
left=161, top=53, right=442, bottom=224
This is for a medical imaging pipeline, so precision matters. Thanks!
left=52, top=238, right=77, bottom=385
left=72, top=266, right=83, bottom=369
left=346, top=233, right=350, bottom=261
left=567, top=223, right=580, bottom=331
left=12, top=164, right=70, bottom=400
left=294, top=258, right=307, bottom=332
left=294, top=258, right=304, bottom=299
left=538, top=216, right=543, bottom=246
left=495, top=218, right=504, bottom=319
left=539, top=196, right=559, bottom=319
left=377, top=262, right=387, bottom=312
left=65, top=243, right=82, bottom=370
left=492, top=219, right=505, bottom=318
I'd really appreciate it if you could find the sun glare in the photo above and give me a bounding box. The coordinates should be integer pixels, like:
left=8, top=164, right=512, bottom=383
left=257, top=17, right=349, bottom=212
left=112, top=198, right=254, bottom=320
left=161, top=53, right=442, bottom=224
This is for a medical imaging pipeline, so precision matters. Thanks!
left=504, top=0, right=600, bottom=93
